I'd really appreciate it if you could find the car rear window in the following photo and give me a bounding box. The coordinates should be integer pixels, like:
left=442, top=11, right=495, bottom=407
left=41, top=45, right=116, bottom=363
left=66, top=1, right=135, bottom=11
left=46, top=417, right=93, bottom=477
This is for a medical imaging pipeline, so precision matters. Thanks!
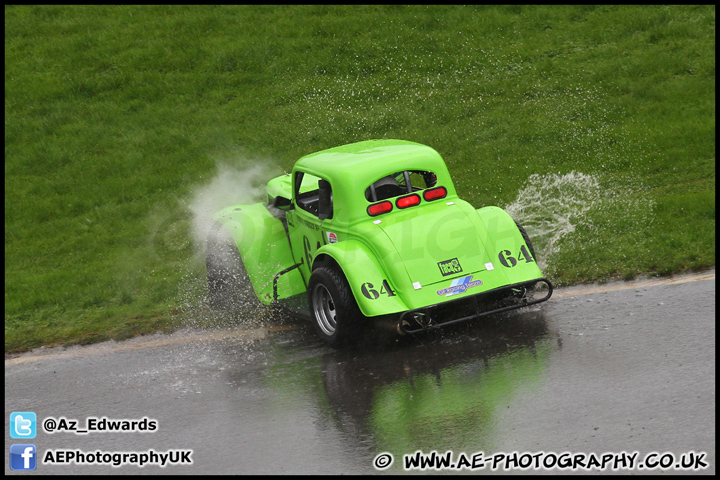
left=365, top=170, right=438, bottom=202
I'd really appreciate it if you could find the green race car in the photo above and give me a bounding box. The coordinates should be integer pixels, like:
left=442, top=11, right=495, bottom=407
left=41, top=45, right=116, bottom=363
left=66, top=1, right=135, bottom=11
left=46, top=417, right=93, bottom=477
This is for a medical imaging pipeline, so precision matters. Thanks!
left=206, top=139, right=552, bottom=346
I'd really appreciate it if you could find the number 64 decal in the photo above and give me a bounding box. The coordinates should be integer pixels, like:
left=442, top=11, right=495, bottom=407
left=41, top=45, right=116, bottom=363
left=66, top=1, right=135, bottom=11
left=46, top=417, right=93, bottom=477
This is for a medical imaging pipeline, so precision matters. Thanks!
left=498, top=244, right=534, bottom=268
left=361, top=280, right=396, bottom=300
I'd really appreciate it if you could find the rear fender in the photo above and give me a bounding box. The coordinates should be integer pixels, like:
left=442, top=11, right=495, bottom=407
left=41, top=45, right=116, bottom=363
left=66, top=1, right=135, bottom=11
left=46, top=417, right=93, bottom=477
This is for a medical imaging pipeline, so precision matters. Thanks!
left=213, top=203, right=306, bottom=305
left=313, top=240, right=409, bottom=317
left=475, top=206, right=544, bottom=282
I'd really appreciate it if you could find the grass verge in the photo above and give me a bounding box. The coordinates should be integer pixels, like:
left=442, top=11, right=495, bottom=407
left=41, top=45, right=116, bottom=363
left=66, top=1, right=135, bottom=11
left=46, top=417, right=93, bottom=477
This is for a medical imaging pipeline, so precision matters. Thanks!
left=5, top=5, right=715, bottom=353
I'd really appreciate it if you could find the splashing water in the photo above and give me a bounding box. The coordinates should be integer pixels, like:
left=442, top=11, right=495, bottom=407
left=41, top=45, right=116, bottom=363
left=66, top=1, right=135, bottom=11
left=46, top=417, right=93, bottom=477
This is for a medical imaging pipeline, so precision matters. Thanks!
left=503, top=172, right=603, bottom=271
left=170, top=162, right=286, bottom=329
left=503, top=171, right=655, bottom=275
left=188, top=163, right=282, bottom=253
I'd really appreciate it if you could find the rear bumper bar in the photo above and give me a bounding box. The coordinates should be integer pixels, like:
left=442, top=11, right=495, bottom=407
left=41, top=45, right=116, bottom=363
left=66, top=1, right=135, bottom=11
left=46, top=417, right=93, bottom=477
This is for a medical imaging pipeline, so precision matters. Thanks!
left=398, top=277, right=553, bottom=334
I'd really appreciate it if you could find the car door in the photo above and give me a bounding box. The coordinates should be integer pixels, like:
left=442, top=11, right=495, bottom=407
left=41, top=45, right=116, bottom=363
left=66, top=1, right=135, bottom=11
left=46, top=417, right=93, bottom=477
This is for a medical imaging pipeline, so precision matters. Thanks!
left=286, top=170, right=332, bottom=286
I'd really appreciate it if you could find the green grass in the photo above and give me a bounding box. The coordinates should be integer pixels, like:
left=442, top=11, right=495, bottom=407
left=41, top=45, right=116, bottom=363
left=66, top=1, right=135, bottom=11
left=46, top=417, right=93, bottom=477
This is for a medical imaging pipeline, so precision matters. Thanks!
left=5, top=5, right=715, bottom=353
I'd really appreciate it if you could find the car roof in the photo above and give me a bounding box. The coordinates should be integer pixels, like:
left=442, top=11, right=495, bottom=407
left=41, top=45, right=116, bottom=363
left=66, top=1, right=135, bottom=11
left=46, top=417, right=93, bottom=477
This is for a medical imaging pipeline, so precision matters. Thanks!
left=294, top=139, right=446, bottom=186
left=292, top=139, right=456, bottom=226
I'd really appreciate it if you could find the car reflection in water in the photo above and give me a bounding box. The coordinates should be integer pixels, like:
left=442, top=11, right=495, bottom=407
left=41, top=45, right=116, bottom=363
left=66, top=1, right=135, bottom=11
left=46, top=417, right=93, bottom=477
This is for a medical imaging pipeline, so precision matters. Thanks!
left=318, top=309, right=556, bottom=458
left=219, top=307, right=556, bottom=471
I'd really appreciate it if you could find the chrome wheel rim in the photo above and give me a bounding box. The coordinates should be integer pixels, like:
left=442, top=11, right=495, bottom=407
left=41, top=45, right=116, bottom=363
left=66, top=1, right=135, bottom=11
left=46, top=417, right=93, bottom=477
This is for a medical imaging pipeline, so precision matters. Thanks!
left=312, top=284, right=337, bottom=336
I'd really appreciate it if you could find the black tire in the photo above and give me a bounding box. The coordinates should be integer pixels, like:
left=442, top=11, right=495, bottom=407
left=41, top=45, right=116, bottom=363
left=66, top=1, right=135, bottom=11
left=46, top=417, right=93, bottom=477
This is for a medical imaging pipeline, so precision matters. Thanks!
left=308, top=265, right=366, bottom=347
left=514, top=220, right=537, bottom=261
left=508, top=220, right=538, bottom=304
left=205, top=224, right=255, bottom=311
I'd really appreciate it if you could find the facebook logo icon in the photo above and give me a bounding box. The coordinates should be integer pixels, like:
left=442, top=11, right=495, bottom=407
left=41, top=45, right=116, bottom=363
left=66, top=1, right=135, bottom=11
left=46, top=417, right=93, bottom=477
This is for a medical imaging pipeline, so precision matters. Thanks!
left=10, top=412, right=37, bottom=439
left=10, top=444, right=37, bottom=470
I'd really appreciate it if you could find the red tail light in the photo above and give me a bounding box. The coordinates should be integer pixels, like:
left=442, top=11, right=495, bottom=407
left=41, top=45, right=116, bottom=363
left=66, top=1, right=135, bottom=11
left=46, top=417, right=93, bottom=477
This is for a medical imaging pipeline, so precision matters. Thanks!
left=367, top=201, right=393, bottom=216
left=423, top=186, right=447, bottom=201
left=396, top=194, right=421, bottom=209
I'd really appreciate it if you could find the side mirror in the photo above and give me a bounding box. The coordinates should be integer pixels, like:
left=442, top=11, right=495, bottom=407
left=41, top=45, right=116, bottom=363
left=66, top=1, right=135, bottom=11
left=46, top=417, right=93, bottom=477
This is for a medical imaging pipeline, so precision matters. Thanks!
left=273, top=195, right=293, bottom=211
left=317, top=179, right=333, bottom=220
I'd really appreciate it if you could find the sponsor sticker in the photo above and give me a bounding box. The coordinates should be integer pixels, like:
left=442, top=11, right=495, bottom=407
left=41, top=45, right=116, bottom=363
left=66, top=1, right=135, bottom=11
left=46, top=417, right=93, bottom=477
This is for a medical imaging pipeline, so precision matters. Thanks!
left=438, top=258, right=463, bottom=276
left=436, top=275, right=482, bottom=297
left=326, top=232, right=338, bottom=244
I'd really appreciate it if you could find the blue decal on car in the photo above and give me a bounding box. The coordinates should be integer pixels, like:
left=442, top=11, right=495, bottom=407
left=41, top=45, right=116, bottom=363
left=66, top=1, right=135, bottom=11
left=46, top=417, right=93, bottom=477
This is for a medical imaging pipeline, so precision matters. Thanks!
left=436, top=275, right=482, bottom=297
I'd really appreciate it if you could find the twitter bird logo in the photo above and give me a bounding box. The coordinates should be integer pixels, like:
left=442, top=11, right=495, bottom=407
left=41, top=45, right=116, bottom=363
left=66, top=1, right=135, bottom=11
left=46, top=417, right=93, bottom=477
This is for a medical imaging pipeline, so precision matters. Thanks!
left=10, top=412, right=37, bottom=439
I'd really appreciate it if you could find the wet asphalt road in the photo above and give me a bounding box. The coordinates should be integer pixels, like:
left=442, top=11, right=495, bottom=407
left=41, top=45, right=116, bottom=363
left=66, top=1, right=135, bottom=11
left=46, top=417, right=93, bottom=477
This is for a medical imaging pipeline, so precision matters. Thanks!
left=5, top=271, right=715, bottom=475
